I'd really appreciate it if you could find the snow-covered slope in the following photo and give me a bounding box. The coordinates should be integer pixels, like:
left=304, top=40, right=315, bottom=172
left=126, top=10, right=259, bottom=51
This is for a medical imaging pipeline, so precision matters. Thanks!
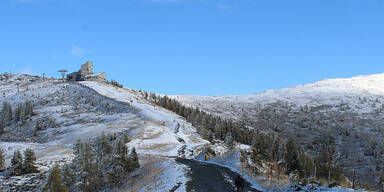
left=174, top=72, right=384, bottom=116
left=0, top=73, right=366, bottom=191
left=80, top=81, right=208, bottom=158
left=172, top=72, right=384, bottom=188
left=0, top=73, right=209, bottom=191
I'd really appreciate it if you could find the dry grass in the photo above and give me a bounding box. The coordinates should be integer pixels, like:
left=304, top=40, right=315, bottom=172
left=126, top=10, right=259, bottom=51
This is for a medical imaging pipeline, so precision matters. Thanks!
left=117, top=156, right=171, bottom=192
left=139, top=143, right=174, bottom=151
left=188, top=134, right=201, bottom=143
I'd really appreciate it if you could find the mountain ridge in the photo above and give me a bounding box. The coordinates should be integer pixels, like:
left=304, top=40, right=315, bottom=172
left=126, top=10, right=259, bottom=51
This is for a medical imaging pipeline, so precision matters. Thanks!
left=172, top=72, right=384, bottom=189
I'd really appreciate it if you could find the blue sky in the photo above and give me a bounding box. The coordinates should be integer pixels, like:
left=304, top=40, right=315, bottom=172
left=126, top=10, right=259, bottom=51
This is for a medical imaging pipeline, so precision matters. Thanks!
left=1, top=0, right=383, bottom=95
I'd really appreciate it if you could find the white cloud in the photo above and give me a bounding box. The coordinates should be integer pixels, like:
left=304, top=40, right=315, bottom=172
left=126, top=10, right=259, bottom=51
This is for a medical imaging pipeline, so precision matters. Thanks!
left=70, top=46, right=85, bottom=56
left=217, top=4, right=231, bottom=10
left=20, top=67, right=32, bottom=74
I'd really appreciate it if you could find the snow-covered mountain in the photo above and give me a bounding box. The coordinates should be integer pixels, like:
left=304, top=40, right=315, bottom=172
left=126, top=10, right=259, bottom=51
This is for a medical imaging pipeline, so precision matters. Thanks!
left=172, top=73, right=384, bottom=189
left=0, top=72, right=367, bottom=191
left=174, top=73, right=384, bottom=116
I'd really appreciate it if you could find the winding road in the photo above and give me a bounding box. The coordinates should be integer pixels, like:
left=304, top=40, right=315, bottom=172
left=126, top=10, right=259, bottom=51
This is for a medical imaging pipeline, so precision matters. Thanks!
left=176, top=159, right=262, bottom=192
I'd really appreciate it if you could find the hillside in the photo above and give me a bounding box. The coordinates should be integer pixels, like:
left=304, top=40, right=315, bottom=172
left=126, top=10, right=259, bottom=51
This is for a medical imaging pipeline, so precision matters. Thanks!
left=0, top=73, right=211, bottom=191
left=0, top=72, right=362, bottom=191
left=174, top=73, right=384, bottom=117
left=173, top=73, right=384, bottom=189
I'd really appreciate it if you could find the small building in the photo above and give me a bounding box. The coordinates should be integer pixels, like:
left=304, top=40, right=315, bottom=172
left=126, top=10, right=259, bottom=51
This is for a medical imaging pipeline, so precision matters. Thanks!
left=67, top=61, right=106, bottom=82
left=85, top=72, right=106, bottom=82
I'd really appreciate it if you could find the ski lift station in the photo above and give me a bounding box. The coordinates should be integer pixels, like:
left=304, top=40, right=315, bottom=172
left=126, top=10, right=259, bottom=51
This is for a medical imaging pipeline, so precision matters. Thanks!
left=67, top=61, right=106, bottom=82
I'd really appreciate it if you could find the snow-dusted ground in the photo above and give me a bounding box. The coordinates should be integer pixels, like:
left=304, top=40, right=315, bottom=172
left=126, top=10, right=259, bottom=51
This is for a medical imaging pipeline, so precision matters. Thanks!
left=0, top=73, right=210, bottom=191
left=80, top=81, right=209, bottom=158
left=137, top=158, right=190, bottom=192
left=170, top=73, right=384, bottom=190
left=173, top=72, right=384, bottom=116
left=0, top=73, right=363, bottom=191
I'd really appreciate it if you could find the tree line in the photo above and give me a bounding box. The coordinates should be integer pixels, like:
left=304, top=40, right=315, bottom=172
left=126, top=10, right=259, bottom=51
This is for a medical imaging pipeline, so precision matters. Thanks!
left=0, top=148, right=39, bottom=176
left=0, top=100, right=34, bottom=133
left=141, top=91, right=345, bottom=184
left=43, top=132, right=139, bottom=192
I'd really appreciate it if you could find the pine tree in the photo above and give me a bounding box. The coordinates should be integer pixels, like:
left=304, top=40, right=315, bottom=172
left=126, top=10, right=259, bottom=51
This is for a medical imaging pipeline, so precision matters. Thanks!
left=15, top=103, right=22, bottom=122
left=11, top=150, right=23, bottom=176
left=34, top=120, right=41, bottom=136
left=43, top=164, right=66, bottom=192
left=1, top=101, right=12, bottom=126
left=116, top=140, right=128, bottom=159
left=123, top=133, right=130, bottom=143
left=315, top=145, right=331, bottom=179
left=100, top=132, right=112, bottom=155
left=298, top=152, right=312, bottom=179
left=0, top=148, right=5, bottom=170
left=284, top=137, right=300, bottom=174
left=78, top=142, right=102, bottom=192
left=0, top=121, right=3, bottom=134
left=7, top=102, right=12, bottom=123
left=61, top=164, right=75, bottom=191
left=272, top=138, right=281, bottom=162
left=24, top=101, right=33, bottom=119
left=254, top=134, right=267, bottom=158
left=225, top=132, right=233, bottom=149
left=130, top=147, right=140, bottom=169
left=23, top=148, right=39, bottom=174
left=379, top=169, right=384, bottom=184
left=116, top=140, right=132, bottom=171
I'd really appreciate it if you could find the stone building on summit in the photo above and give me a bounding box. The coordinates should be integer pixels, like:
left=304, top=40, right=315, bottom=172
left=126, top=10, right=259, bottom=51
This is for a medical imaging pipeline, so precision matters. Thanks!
left=67, top=61, right=106, bottom=82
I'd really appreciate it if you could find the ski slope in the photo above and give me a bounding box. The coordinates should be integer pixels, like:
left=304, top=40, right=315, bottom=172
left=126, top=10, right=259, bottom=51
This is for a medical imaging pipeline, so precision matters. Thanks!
left=80, top=81, right=209, bottom=158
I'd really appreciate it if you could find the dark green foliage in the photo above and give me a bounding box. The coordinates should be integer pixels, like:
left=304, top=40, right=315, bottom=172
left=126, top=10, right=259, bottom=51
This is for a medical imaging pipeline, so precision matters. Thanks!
left=61, top=164, right=75, bottom=191
left=297, top=151, right=313, bottom=179
left=253, top=134, right=271, bottom=159
left=11, top=150, right=23, bottom=176
left=379, top=169, right=384, bottom=184
left=1, top=100, right=34, bottom=128
left=24, top=101, right=33, bottom=119
left=284, top=137, right=300, bottom=174
left=117, top=140, right=128, bottom=159
left=23, top=148, right=39, bottom=174
left=272, top=137, right=282, bottom=162
left=130, top=147, right=139, bottom=169
left=0, top=148, right=5, bottom=170
left=34, top=120, right=42, bottom=136
left=123, top=133, right=130, bottom=143
left=15, top=103, right=23, bottom=122
left=142, top=91, right=345, bottom=185
left=224, top=132, right=233, bottom=149
left=14, top=101, right=34, bottom=123
left=10, top=149, right=39, bottom=176
left=99, top=132, right=112, bottom=155
left=43, top=164, right=67, bottom=192
left=0, top=121, right=3, bottom=134
left=59, top=133, right=140, bottom=191
left=144, top=93, right=256, bottom=147
left=315, top=146, right=331, bottom=179
left=1, top=101, right=12, bottom=127
left=312, top=144, right=342, bottom=182
left=77, top=142, right=102, bottom=192
left=107, top=80, right=123, bottom=88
